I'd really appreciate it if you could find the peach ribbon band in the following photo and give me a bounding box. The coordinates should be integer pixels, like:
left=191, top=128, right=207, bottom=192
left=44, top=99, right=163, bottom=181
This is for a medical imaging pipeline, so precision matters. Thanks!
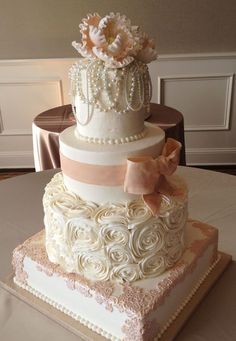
left=60, top=153, right=126, bottom=186
left=124, top=138, right=182, bottom=215
left=60, top=138, right=183, bottom=215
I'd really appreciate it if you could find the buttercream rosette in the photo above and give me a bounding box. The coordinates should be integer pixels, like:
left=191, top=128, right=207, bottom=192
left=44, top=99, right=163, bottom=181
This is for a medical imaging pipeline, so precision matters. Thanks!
left=72, top=12, right=157, bottom=68
left=44, top=173, right=187, bottom=283
left=65, top=217, right=102, bottom=251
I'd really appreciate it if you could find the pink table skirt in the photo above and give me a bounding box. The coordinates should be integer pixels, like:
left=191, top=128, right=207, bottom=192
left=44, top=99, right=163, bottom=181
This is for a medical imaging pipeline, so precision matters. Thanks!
left=32, top=103, right=186, bottom=171
left=32, top=105, right=76, bottom=171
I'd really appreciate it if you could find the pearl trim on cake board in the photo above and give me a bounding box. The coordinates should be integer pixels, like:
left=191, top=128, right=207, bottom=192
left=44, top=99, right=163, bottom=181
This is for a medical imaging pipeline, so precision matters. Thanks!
left=155, top=254, right=221, bottom=340
left=13, top=277, right=119, bottom=341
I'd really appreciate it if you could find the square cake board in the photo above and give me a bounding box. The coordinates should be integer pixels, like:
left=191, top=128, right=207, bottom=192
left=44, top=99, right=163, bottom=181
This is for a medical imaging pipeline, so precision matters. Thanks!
left=1, top=251, right=231, bottom=341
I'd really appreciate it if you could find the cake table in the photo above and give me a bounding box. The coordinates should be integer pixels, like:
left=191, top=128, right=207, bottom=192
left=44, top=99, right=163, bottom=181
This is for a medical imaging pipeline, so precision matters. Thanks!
left=0, top=166, right=235, bottom=341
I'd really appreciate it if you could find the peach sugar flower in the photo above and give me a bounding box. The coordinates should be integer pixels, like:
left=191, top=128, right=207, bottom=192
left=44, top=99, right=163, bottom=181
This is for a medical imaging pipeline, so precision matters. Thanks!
left=72, top=12, right=157, bottom=68
left=72, top=13, right=101, bottom=59
left=135, top=32, right=157, bottom=64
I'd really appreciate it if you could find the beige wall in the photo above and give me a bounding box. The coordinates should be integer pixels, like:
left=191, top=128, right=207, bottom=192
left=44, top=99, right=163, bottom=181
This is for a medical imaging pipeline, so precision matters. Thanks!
left=0, top=0, right=236, bottom=59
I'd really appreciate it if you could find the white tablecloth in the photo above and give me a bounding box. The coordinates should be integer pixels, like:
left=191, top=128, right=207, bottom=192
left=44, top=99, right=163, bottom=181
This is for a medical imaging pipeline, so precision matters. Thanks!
left=0, top=167, right=236, bottom=340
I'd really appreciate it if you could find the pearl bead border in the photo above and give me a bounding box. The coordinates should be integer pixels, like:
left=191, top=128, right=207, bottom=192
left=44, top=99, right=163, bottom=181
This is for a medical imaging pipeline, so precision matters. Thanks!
left=76, top=128, right=147, bottom=145
left=13, top=277, right=119, bottom=341
left=14, top=255, right=220, bottom=341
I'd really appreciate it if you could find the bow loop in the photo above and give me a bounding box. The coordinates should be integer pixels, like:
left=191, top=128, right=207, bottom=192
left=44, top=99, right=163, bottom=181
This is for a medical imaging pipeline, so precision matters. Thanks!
left=124, top=138, right=183, bottom=215
left=124, top=156, right=159, bottom=195
left=157, top=138, right=182, bottom=176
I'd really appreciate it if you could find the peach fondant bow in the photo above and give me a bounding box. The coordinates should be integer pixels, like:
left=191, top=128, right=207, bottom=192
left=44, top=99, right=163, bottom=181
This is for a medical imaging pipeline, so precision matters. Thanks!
left=124, top=138, right=182, bottom=215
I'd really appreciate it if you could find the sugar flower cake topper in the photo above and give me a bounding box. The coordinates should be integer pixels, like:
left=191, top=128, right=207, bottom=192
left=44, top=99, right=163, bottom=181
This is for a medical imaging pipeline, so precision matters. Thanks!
left=72, top=12, right=157, bottom=68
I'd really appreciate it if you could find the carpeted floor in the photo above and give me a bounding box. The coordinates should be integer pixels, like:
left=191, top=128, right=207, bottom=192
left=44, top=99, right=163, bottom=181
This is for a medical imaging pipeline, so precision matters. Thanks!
left=194, top=165, right=236, bottom=176
left=0, top=169, right=35, bottom=181
left=0, top=166, right=236, bottom=181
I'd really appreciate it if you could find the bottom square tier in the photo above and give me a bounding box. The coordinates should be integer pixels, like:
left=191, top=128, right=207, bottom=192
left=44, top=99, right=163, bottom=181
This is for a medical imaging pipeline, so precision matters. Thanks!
left=12, top=220, right=221, bottom=341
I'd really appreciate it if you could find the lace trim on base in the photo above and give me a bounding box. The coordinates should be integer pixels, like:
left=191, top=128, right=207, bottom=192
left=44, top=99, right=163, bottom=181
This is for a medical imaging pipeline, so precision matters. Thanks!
left=14, top=254, right=220, bottom=341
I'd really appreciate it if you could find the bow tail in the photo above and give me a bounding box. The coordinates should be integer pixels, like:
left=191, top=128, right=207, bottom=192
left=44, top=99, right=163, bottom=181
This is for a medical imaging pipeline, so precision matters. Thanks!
left=142, top=175, right=178, bottom=215
left=143, top=192, right=162, bottom=216
left=159, top=175, right=187, bottom=198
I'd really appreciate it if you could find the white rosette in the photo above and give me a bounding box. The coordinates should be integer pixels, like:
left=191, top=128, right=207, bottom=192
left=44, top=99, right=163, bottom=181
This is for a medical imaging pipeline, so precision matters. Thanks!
left=106, top=244, right=133, bottom=264
left=165, top=230, right=184, bottom=249
left=44, top=210, right=65, bottom=240
left=65, top=217, right=102, bottom=251
left=130, top=219, right=165, bottom=259
left=50, top=191, right=97, bottom=220
left=49, top=192, right=79, bottom=216
left=62, top=252, right=77, bottom=273
left=47, top=238, right=75, bottom=272
left=140, top=253, right=165, bottom=278
left=161, top=200, right=188, bottom=232
left=99, top=224, right=129, bottom=246
left=165, top=243, right=183, bottom=268
left=67, top=200, right=97, bottom=219
left=111, top=263, right=141, bottom=283
left=94, top=203, right=127, bottom=225
left=126, top=199, right=152, bottom=229
left=44, top=173, right=97, bottom=219
left=43, top=172, right=66, bottom=206
left=45, top=217, right=72, bottom=266
left=76, top=251, right=110, bottom=281
left=164, top=231, right=185, bottom=267
left=45, top=239, right=60, bottom=263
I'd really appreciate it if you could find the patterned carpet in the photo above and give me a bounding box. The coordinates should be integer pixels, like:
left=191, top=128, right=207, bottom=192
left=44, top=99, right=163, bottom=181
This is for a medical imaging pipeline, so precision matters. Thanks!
left=0, top=166, right=236, bottom=181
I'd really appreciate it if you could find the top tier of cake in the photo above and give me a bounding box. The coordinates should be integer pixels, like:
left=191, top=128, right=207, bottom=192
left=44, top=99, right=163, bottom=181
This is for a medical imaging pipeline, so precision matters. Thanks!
left=69, top=59, right=151, bottom=144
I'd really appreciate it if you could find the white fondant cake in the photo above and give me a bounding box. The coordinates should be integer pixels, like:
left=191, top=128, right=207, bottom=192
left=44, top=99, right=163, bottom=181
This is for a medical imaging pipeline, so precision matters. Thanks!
left=59, top=123, right=165, bottom=203
left=69, top=59, right=150, bottom=143
left=12, top=11, right=221, bottom=341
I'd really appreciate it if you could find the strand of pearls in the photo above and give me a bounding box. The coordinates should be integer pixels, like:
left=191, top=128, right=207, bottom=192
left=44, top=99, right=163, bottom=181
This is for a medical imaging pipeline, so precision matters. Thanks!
left=71, top=60, right=98, bottom=126
left=125, top=61, right=145, bottom=111
left=148, top=71, right=152, bottom=111
left=69, top=59, right=151, bottom=117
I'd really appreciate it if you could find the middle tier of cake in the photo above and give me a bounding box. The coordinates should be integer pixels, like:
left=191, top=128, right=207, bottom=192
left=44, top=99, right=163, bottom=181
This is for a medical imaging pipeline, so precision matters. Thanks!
left=59, top=123, right=165, bottom=204
left=43, top=172, right=187, bottom=283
